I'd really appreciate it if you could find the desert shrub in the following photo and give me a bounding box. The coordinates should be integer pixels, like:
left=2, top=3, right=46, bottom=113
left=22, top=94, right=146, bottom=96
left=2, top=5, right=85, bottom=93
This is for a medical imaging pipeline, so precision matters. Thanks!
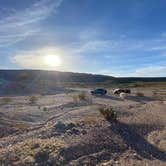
left=78, top=92, right=86, bottom=100
left=136, top=92, right=144, bottom=97
left=72, top=93, right=93, bottom=105
left=152, top=91, right=157, bottom=96
left=72, top=95, right=78, bottom=103
left=2, top=96, right=12, bottom=103
left=43, top=107, right=48, bottom=111
left=29, top=96, right=38, bottom=104
left=72, top=92, right=88, bottom=103
left=99, top=106, right=117, bottom=121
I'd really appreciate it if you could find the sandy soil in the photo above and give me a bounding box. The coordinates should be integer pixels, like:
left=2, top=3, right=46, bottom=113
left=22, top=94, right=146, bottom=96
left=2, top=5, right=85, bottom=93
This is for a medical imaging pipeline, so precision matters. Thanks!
left=0, top=88, right=165, bottom=165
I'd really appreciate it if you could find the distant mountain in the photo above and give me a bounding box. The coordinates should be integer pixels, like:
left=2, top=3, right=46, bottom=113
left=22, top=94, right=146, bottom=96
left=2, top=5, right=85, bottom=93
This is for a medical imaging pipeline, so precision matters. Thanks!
left=0, top=70, right=166, bottom=95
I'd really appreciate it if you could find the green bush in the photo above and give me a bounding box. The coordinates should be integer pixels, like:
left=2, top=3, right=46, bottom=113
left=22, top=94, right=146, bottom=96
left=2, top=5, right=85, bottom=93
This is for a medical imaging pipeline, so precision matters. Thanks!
left=29, top=96, right=38, bottom=104
left=136, top=92, right=144, bottom=97
left=99, top=106, right=117, bottom=121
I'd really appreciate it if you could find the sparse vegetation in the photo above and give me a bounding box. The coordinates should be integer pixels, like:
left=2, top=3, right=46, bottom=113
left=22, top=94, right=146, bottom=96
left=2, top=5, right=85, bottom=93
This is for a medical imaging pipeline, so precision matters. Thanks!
left=83, top=115, right=98, bottom=124
left=78, top=92, right=86, bottom=100
left=14, top=123, right=30, bottom=130
left=29, top=96, right=38, bottom=104
left=152, top=91, right=166, bottom=100
left=99, top=106, right=117, bottom=121
left=1, top=96, right=12, bottom=103
left=136, top=92, right=144, bottom=97
left=72, top=92, right=89, bottom=103
left=43, top=107, right=48, bottom=111
left=72, top=95, right=78, bottom=103
left=0, top=138, right=66, bottom=166
left=0, top=87, right=165, bottom=165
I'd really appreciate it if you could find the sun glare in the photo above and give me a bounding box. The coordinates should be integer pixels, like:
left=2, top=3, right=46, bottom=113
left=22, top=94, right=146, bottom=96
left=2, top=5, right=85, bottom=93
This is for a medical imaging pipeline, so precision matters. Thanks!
left=44, top=54, right=62, bottom=67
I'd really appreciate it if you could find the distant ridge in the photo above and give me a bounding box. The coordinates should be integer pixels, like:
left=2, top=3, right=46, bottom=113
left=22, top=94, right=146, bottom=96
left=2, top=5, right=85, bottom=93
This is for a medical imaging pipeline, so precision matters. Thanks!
left=0, top=69, right=165, bottom=82
left=0, top=70, right=166, bottom=95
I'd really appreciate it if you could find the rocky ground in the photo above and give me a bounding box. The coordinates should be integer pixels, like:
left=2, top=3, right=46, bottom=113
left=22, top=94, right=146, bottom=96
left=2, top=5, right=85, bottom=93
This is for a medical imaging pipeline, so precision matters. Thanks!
left=0, top=88, right=165, bottom=165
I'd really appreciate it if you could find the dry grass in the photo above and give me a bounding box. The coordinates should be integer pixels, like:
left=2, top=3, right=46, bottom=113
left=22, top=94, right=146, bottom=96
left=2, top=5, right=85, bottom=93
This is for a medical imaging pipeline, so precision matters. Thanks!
left=72, top=95, right=79, bottom=103
left=13, top=123, right=31, bottom=130
left=99, top=106, right=117, bottom=121
left=72, top=92, right=92, bottom=104
left=152, top=91, right=166, bottom=101
left=136, top=92, right=144, bottom=97
left=1, top=96, right=12, bottom=103
left=29, top=96, right=38, bottom=104
left=82, top=115, right=98, bottom=124
left=78, top=92, right=86, bottom=100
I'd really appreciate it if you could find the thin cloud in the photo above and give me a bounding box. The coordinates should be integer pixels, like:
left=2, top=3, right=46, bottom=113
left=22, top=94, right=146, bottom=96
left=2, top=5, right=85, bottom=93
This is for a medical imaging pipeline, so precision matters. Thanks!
left=70, top=28, right=166, bottom=54
left=0, top=0, right=64, bottom=48
left=72, top=35, right=166, bottom=55
left=134, top=65, right=166, bottom=77
left=99, top=65, right=166, bottom=77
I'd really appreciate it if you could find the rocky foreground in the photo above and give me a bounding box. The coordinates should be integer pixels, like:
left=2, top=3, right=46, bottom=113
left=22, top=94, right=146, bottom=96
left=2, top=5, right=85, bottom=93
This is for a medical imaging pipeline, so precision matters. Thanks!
left=0, top=90, right=166, bottom=165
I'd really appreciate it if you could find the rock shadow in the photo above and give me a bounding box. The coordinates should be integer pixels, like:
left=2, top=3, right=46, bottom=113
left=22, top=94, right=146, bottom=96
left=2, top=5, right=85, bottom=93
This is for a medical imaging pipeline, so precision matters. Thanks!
left=57, top=121, right=166, bottom=165
left=110, top=121, right=166, bottom=161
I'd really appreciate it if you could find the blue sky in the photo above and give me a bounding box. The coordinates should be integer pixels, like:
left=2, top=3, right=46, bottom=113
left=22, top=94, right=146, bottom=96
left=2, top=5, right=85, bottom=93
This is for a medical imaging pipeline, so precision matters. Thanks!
left=0, top=0, right=166, bottom=77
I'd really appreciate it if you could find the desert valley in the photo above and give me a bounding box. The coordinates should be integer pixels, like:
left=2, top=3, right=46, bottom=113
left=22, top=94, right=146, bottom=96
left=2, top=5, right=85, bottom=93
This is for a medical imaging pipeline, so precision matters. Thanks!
left=0, top=70, right=165, bottom=165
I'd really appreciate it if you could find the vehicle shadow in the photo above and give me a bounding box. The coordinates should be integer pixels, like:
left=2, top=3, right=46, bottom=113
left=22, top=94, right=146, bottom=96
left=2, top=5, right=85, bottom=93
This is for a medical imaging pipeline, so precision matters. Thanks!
left=126, top=95, right=154, bottom=102
left=97, top=95, right=123, bottom=101
left=110, top=121, right=166, bottom=161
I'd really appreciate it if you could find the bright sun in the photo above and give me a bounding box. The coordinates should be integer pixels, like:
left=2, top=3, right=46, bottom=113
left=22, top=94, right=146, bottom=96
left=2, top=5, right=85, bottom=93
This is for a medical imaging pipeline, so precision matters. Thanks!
left=44, top=54, right=62, bottom=67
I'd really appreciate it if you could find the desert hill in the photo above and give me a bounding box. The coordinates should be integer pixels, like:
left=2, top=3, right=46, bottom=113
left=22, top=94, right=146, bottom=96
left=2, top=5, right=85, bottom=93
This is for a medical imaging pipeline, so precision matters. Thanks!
left=0, top=70, right=166, bottom=95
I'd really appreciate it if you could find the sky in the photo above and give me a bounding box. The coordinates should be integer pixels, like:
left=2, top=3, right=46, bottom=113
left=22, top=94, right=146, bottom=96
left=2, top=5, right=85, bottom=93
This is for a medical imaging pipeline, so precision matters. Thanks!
left=0, top=0, right=166, bottom=77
